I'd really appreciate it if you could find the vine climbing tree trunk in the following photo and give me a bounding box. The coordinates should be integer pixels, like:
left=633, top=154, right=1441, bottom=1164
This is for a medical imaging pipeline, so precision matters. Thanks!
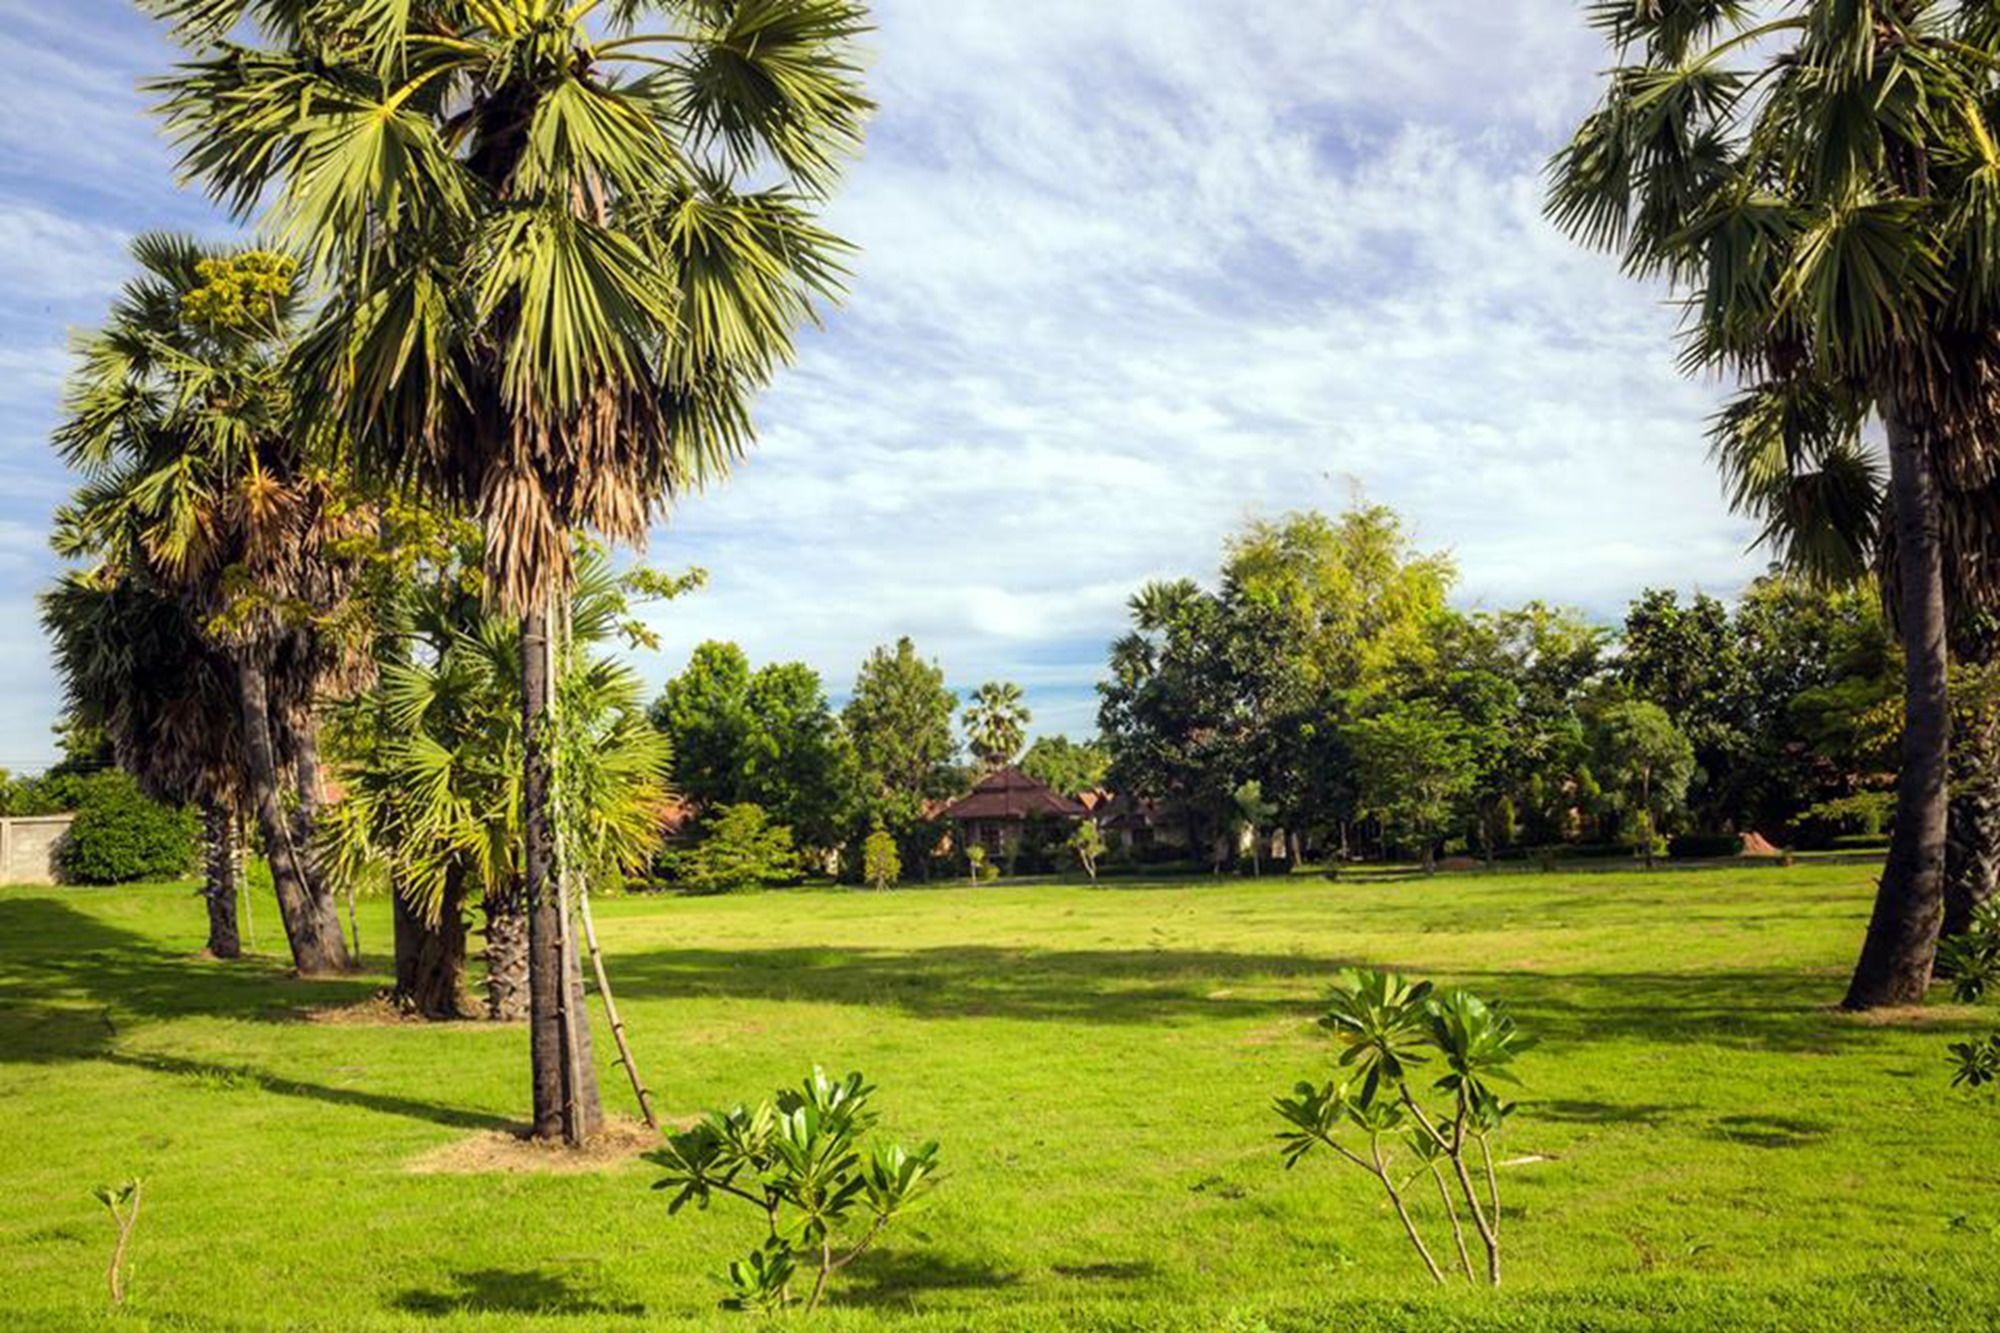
left=523, top=606, right=601, bottom=1143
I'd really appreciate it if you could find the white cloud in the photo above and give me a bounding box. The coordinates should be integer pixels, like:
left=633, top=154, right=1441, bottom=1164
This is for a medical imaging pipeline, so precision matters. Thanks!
left=0, top=1, right=1766, bottom=766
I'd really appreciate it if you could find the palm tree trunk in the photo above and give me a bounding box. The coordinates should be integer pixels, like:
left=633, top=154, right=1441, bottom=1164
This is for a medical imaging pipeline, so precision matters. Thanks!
left=392, top=871, right=471, bottom=1019
left=200, top=797, right=241, bottom=959
left=523, top=607, right=601, bottom=1143
left=289, top=718, right=357, bottom=958
left=483, top=878, right=530, bottom=1022
left=238, top=655, right=349, bottom=976
left=1846, top=401, right=1951, bottom=1009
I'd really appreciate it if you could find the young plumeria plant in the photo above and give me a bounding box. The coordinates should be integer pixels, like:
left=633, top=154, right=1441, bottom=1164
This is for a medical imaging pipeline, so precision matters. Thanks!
left=1943, top=905, right=2000, bottom=1089
left=1274, top=969, right=1531, bottom=1287
left=648, top=1069, right=941, bottom=1315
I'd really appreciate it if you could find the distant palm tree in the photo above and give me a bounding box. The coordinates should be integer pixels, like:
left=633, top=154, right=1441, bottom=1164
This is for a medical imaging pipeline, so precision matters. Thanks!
left=146, top=0, right=870, bottom=1142
left=1548, top=5, right=2000, bottom=1008
left=964, top=682, right=1031, bottom=772
left=51, top=235, right=368, bottom=975
left=41, top=572, right=247, bottom=957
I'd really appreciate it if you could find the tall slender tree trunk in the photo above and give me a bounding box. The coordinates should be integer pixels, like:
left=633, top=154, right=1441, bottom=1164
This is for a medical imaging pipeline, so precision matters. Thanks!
left=1846, top=402, right=1951, bottom=1009
left=238, top=656, right=349, bottom=976
left=523, top=607, right=601, bottom=1143
left=483, top=878, right=530, bottom=1022
left=200, top=797, right=241, bottom=960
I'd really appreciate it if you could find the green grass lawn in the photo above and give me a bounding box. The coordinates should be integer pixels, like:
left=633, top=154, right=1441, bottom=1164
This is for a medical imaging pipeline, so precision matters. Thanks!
left=5, top=865, right=2000, bottom=1330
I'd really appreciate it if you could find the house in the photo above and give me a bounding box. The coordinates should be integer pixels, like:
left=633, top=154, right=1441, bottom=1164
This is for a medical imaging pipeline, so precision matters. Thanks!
left=940, top=766, right=1087, bottom=860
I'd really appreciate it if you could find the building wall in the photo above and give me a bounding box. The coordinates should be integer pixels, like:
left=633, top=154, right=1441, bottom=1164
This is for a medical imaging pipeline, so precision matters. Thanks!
left=0, top=815, right=73, bottom=885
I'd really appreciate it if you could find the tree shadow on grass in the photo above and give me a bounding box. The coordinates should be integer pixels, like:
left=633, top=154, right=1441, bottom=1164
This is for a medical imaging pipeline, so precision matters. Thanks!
left=101, top=1051, right=515, bottom=1132
left=1710, top=1113, right=1831, bottom=1149
left=838, top=1250, right=1023, bottom=1309
left=609, top=941, right=1979, bottom=1054
left=0, top=894, right=376, bottom=1054
left=0, top=895, right=507, bottom=1132
left=392, top=1267, right=644, bottom=1317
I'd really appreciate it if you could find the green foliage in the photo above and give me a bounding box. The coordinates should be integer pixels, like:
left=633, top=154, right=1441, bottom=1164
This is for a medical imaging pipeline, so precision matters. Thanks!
left=861, top=826, right=901, bottom=891
left=1276, top=969, right=1530, bottom=1287
left=648, top=1069, right=942, bottom=1315
left=1068, top=820, right=1106, bottom=882
left=1802, top=792, right=1895, bottom=839
left=844, top=638, right=960, bottom=865
left=1021, top=735, right=1111, bottom=797
left=323, top=542, right=672, bottom=921
left=651, top=642, right=862, bottom=855
left=56, top=772, right=197, bottom=886
left=1591, top=701, right=1696, bottom=860
left=666, top=805, right=801, bottom=896
left=1345, top=703, right=1478, bottom=871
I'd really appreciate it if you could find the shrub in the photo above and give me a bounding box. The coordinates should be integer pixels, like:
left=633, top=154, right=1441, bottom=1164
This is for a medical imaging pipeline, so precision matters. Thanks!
left=648, top=1069, right=942, bottom=1315
left=1068, top=821, right=1106, bottom=882
left=663, top=804, right=800, bottom=895
left=861, top=826, right=900, bottom=891
left=1274, top=969, right=1532, bottom=1287
left=1667, top=832, right=1744, bottom=860
left=57, top=773, right=197, bottom=885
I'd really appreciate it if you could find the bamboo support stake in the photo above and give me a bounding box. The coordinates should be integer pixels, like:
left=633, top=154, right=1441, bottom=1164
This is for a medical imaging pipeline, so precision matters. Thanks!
left=579, top=889, right=659, bottom=1129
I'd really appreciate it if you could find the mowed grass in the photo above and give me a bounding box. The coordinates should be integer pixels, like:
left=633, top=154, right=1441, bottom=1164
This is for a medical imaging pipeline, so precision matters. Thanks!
left=5, top=865, right=2000, bottom=1331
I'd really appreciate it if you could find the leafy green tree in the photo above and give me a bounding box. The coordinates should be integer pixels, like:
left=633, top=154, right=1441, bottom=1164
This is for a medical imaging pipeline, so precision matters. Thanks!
left=665, top=804, right=801, bottom=896
left=1619, top=590, right=1753, bottom=830
left=1067, top=820, right=1106, bottom=882
left=1591, top=702, right=1696, bottom=871
left=51, top=237, right=364, bottom=975
left=1020, top=735, right=1110, bottom=797
left=861, top=825, right=901, bottom=891
left=147, top=0, right=871, bottom=1139
left=1232, top=780, right=1278, bottom=876
left=1345, top=702, right=1478, bottom=875
left=963, top=681, right=1030, bottom=772
left=844, top=638, right=959, bottom=864
left=651, top=643, right=860, bottom=856
left=1548, top=3, right=2000, bottom=1005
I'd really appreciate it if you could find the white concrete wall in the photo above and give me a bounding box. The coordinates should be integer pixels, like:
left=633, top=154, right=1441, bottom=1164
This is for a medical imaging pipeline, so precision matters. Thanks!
left=0, top=815, right=73, bottom=885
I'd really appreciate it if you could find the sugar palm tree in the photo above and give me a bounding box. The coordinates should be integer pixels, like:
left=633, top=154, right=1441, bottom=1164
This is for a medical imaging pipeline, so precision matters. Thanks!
left=1548, top=3, right=2000, bottom=1007
left=1711, top=387, right=2000, bottom=936
left=52, top=234, right=369, bottom=976
left=41, top=571, right=248, bottom=957
left=964, top=681, right=1030, bottom=772
left=144, top=0, right=870, bottom=1141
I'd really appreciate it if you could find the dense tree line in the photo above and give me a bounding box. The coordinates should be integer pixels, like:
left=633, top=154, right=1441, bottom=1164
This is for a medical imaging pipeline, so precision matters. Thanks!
left=1097, top=504, right=1925, bottom=873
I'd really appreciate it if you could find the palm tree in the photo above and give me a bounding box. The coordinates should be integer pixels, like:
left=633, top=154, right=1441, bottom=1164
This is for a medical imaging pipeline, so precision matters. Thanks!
left=964, top=681, right=1031, bottom=772
left=41, top=571, right=247, bottom=957
left=323, top=543, right=672, bottom=1023
left=1548, top=5, right=2000, bottom=1008
left=145, top=0, right=870, bottom=1142
left=52, top=235, right=369, bottom=976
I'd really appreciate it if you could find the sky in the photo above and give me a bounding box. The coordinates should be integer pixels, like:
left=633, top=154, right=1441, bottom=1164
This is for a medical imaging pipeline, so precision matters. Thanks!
left=0, top=1, right=1767, bottom=771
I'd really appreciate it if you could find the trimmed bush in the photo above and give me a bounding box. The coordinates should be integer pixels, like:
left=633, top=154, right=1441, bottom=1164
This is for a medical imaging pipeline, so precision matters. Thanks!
left=1668, top=832, right=1746, bottom=860
left=56, top=772, right=197, bottom=885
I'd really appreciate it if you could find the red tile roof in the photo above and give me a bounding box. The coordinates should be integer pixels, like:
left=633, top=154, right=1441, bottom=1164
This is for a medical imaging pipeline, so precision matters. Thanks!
left=941, top=766, right=1087, bottom=822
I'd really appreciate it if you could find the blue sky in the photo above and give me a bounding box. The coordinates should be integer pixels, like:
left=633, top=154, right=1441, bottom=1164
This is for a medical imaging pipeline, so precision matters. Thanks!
left=0, top=2, right=1765, bottom=770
